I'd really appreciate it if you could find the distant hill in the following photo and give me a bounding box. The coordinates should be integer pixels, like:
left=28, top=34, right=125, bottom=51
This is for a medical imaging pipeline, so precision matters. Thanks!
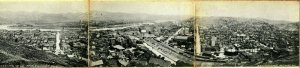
left=191, top=17, right=298, bottom=31
left=0, top=11, right=84, bottom=25
left=198, top=17, right=294, bottom=25
left=182, top=17, right=299, bottom=32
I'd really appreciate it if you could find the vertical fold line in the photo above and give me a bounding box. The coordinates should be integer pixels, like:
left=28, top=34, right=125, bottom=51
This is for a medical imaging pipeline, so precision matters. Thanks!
left=193, top=0, right=199, bottom=67
left=86, top=0, right=91, bottom=67
left=298, top=0, right=300, bottom=67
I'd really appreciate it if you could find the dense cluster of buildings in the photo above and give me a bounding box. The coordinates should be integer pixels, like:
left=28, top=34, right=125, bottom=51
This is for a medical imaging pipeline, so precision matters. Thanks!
left=90, top=21, right=193, bottom=67
left=197, top=18, right=299, bottom=66
left=168, top=28, right=194, bottom=56
left=0, top=20, right=194, bottom=67
left=91, top=30, right=169, bottom=67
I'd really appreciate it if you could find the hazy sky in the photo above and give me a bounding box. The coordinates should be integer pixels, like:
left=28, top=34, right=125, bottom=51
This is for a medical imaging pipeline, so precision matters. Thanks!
left=198, top=1, right=299, bottom=22
left=0, top=0, right=193, bottom=16
left=0, top=0, right=299, bottom=22
left=92, top=1, right=194, bottom=16
left=0, top=0, right=86, bottom=13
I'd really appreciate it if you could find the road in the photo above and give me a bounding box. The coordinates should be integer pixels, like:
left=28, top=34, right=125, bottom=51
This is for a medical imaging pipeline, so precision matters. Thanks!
left=143, top=39, right=192, bottom=64
left=128, top=35, right=178, bottom=63
left=129, top=27, right=192, bottom=65
left=164, top=28, right=183, bottom=43
left=162, top=28, right=185, bottom=53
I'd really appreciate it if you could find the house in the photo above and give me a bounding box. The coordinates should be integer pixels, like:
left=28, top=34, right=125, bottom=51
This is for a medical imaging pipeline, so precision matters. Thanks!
left=155, top=36, right=164, bottom=41
left=91, top=46, right=96, bottom=49
left=113, top=45, right=125, bottom=50
left=90, top=51, right=96, bottom=55
left=43, top=43, right=54, bottom=53
left=107, top=55, right=113, bottom=59
left=125, top=47, right=136, bottom=53
left=174, top=36, right=189, bottom=41
left=144, top=34, right=156, bottom=38
left=131, top=60, right=148, bottom=66
left=91, top=60, right=104, bottom=67
left=67, top=54, right=75, bottom=58
left=118, top=59, right=129, bottom=66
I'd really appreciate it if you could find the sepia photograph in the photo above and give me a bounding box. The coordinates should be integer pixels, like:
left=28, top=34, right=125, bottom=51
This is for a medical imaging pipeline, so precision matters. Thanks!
left=0, top=0, right=89, bottom=67
left=89, top=0, right=195, bottom=67
left=194, top=1, right=299, bottom=67
left=0, top=0, right=299, bottom=68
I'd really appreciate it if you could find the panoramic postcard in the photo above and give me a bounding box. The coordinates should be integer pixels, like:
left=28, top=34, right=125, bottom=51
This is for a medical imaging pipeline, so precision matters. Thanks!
left=89, top=0, right=194, bottom=67
left=195, top=1, right=299, bottom=67
left=0, top=0, right=299, bottom=68
left=0, top=0, right=88, bottom=67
